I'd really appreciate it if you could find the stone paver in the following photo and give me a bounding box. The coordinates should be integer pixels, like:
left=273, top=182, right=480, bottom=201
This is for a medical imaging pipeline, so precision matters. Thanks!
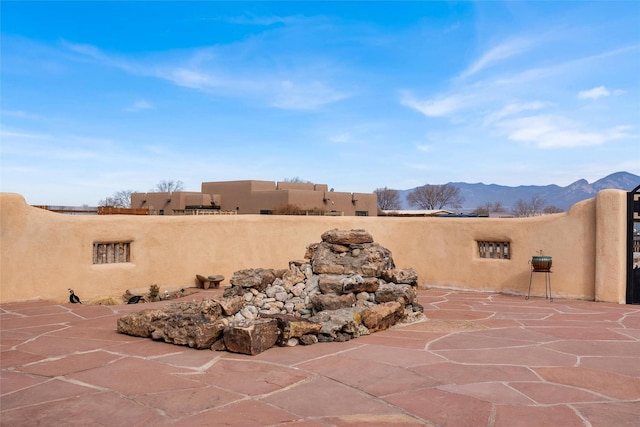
left=1, top=289, right=639, bottom=426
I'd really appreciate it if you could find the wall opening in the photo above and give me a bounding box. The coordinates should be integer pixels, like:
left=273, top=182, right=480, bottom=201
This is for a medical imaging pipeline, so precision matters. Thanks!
left=478, top=241, right=510, bottom=259
left=93, top=242, right=131, bottom=264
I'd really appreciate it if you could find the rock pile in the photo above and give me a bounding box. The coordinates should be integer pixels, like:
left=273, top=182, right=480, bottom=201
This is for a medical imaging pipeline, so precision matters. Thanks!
left=117, top=229, right=425, bottom=355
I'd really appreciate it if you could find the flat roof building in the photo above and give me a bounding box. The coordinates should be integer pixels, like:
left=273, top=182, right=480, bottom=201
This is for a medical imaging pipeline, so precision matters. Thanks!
left=131, top=180, right=377, bottom=216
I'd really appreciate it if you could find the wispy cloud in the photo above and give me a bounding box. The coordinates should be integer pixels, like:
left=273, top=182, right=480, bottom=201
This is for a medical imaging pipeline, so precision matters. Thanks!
left=272, top=80, right=349, bottom=110
left=125, top=100, right=154, bottom=112
left=1, top=110, right=42, bottom=120
left=459, top=37, right=537, bottom=80
left=224, top=14, right=306, bottom=26
left=577, top=85, right=625, bottom=100
left=577, top=86, right=610, bottom=100
left=498, top=115, right=635, bottom=148
left=61, top=41, right=349, bottom=111
left=483, top=101, right=549, bottom=126
left=400, top=92, right=465, bottom=117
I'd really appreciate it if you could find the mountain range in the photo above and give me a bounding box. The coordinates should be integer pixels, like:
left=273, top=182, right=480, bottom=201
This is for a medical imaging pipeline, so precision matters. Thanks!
left=397, top=171, right=640, bottom=212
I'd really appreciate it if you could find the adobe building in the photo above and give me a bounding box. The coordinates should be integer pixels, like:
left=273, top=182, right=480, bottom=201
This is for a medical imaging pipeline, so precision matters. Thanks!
left=131, top=180, right=378, bottom=216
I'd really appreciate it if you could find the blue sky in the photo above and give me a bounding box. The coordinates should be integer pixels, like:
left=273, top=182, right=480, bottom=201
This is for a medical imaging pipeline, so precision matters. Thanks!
left=1, top=1, right=639, bottom=206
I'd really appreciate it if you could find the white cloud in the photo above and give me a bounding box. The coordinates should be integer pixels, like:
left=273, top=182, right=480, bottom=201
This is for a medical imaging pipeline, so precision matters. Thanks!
left=1, top=110, right=42, bottom=119
left=61, top=41, right=349, bottom=111
left=271, top=80, right=349, bottom=110
left=329, top=133, right=353, bottom=144
left=577, top=86, right=611, bottom=100
left=125, top=100, right=154, bottom=112
left=400, top=92, right=464, bottom=117
left=225, top=14, right=304, bottom=26
left=499, top=115, right=635, bottom=148
left=483, top=101, right=549, bottom=126
left=162, top=68, right=218, bottom=90
left=459, top=38, right=537, bottom=79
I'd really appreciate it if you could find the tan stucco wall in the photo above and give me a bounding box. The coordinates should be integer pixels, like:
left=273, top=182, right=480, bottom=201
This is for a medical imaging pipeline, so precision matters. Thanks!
left=594, top=190, right=628, bottom=303
left=0, top=190, right=628, bottom=304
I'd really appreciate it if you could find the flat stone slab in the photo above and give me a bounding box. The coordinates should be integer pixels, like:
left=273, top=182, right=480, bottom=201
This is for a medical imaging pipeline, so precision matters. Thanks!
left=1, top=290, right=639, bottom=426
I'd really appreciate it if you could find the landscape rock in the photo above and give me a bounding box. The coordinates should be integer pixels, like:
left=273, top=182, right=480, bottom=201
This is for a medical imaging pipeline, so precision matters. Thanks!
left=381, top=268, right=419, bottom=285
left=264, top=314, right=323, bottom=344
left=150, top=316, right=227, bottom=349
left=311, top=293, right=356, bottom=311
left=321, top=229, right=374, bottom=245
left=318, top=274, right=346, bottom=294
left=299, top=334, right=318, bottom=345
left=230, top=268, right=277, bottom=291
left=375, top=283, right=416, bottom=304
left=117, top=309, right=167, bottom=338
left=117, top=228, right=423, bottom=356
left=341, top=276, right=379, bottom=294
left=311, top=307, right=369, bottom=338
left=310, top=242, right=395, bottom=276
left=211, top=296, right=244, bottom=316
left=223, top=318, right=280, bottom=355
left=361, top=301, right=404, bottom=332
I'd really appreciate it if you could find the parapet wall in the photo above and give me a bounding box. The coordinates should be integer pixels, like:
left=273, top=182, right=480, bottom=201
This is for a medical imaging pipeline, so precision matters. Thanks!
left=0, top=190, right=627, bottom=304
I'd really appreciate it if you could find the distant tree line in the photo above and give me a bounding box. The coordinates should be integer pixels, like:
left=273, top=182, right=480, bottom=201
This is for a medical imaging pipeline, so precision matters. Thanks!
left=99, top=180, right=184, bottom=208
left=375, top=185, right=563, bottom=217
left=375, top=184, right=463, bottom=211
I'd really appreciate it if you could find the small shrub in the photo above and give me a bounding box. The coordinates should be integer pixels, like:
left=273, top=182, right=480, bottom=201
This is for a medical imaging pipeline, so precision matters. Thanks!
left=149, top=284, right=159, bottom=301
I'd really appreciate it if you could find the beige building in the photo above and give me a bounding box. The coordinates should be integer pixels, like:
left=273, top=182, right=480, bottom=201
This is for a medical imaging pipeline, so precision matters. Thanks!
left=131, top=180, right=378, bottom=216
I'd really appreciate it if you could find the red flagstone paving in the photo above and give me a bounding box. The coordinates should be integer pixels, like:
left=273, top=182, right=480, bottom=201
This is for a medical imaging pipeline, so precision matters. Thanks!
left=1, top=289, right=639, bottom=426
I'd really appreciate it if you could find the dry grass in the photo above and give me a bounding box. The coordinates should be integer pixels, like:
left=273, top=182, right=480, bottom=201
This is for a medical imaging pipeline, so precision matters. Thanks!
left=92, top=297, right=119, bottom=305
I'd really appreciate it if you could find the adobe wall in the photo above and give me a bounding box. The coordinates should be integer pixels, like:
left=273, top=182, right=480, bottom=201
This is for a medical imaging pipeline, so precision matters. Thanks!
left=0, top=190, right=627, bottom=304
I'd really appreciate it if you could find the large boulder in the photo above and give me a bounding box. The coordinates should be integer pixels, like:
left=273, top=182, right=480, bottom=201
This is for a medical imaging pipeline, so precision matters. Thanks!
left=375, top=283, right=416, bottom=304
left=264, top=314, right=323, bottom=344
left=311, top=307, right=370, bottom=340
left=381, top=268, right=418, bottom=285
left=311, top=242, right=395, bottom=276
left=117, top=309, right=167, bottom=338
left=150, top=316, right=227, bottom=349
left=118, top=300, right=226, bottom=349
left=361, top=301, right=405, bottom=332
left=230, top=268, right=277, bottom=291
left=321, top=229, right=374, bottom=245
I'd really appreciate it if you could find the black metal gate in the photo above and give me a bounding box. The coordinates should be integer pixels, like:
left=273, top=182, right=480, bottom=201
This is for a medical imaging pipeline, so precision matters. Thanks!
left=627, top=184, right=640, bottom=304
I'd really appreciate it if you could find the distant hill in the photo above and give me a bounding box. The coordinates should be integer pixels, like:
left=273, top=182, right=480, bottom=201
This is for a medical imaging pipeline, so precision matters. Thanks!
left=397, top=171, right=640, bottom=212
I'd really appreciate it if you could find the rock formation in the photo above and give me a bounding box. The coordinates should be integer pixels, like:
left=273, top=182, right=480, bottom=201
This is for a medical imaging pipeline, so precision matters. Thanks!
left=117, top=229, right=425, bottom=355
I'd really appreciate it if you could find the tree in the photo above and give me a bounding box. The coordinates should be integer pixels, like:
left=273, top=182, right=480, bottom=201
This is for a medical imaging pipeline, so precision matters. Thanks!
left=98, top=189, right=133, bottom=208
left=407, top=184, right=464, bottom=210
left=153, top=180, right=184, bottom=193
left=283, top=177, right=313, bottom=184
left=471, top=201, right=507, bottom=216
left=543, top=205, right=564, bottom=214
left=512, top=195, right=547, bottom=217
left=374, top=187, right=401, bottom=210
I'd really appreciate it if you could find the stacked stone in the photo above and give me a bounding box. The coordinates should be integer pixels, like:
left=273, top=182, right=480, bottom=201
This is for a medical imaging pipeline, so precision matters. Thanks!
left=117, top=229, right=425, bottom=355
left=223, top=229, right=421, bottom=322
left=221, top=229, right=423, bottom=345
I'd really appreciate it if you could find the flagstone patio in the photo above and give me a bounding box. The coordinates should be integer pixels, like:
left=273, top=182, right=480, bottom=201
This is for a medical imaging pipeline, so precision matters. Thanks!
left=1, top=289, right=639, bottom=426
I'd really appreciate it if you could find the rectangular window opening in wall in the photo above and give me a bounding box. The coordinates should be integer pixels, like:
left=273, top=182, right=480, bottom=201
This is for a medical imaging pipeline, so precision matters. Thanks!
left=93, top=241, right=131, bottom=264
left=477, top=241, right=510, bottom=259
left=355, top=211, right=369, bottom=216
